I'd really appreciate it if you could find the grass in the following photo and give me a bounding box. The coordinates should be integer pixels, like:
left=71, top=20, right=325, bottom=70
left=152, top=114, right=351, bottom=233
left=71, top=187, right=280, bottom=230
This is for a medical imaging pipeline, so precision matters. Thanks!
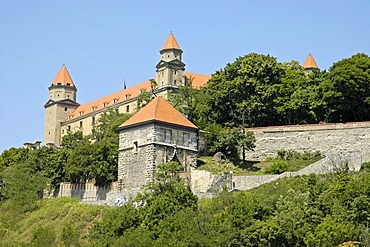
left=0, top=197, right=108, bottom=246
left=196, top=150, right=323, bottom=176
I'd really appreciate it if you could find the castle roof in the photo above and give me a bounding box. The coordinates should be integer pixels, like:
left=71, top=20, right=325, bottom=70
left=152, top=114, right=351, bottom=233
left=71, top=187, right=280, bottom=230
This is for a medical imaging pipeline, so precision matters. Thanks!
left=64, top=72, right=210, bottom=122
left=162, top=32, right=181, bottom=51
left=118, top=96, right=198, bottom=130
left=51, top=65, right=76, bottom=87
left=303, top=53, right=319, bottom=69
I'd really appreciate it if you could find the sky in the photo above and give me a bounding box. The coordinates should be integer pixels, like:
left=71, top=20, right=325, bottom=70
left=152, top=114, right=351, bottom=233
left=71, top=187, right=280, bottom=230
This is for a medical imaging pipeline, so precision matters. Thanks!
left=0, top=0, right=369, bottom=153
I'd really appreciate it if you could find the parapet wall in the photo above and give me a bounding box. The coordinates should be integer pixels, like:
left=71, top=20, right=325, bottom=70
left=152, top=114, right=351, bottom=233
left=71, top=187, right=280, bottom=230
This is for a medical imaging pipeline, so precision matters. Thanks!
left=246, top=121, right=370, bottom=160
left=53, top=182, right=118, bottom=202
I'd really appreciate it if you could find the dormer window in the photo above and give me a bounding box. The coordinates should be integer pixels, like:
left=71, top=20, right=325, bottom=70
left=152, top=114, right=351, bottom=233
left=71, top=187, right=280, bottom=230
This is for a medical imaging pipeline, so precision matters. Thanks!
left=113, top=98, right=119, bottom=104
left=66, top=83, right=71, bottom=86
left=103, top=102, right=109, bottom=107
left=79, top=111, right=84, bottom=116
left=125, top=94, right=131, bottom=100
left=68, top=115, right=72, bottom=120
left=92, top=106, right=97, bottom=111
left=57, top=82, right=62, bottom=86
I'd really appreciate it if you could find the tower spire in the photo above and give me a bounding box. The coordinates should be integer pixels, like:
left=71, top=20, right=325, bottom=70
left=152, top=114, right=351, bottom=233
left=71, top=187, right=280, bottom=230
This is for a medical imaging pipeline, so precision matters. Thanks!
left=161, top=32, right=181, bottom=51
left=303, top=53, right=319, bottom=70
left=51, top=65, right=76, bottom=87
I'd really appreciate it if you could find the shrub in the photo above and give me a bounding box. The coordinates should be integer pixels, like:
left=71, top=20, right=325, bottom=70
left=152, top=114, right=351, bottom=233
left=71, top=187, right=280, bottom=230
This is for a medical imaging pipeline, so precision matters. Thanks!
left=265, top=160, right=288, bottom=174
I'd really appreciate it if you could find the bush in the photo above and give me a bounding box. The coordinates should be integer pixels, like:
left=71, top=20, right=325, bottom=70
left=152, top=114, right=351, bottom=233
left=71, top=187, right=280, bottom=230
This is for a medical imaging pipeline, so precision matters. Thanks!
left=360, top=162, right=370, bottom=172
left=265, top=160, right=288, bottom=174
left=276, top=149, right=322, bottom=160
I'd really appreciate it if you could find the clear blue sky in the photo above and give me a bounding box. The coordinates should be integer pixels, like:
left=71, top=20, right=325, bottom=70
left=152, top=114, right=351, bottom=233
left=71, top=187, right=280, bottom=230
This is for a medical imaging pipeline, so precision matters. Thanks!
left=0, top=0, right=369, bottom=153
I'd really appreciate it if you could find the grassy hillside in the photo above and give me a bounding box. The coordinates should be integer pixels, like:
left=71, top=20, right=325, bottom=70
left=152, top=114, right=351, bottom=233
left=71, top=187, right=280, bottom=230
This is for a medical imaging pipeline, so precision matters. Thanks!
left=0, top=198, right=107, bottom=246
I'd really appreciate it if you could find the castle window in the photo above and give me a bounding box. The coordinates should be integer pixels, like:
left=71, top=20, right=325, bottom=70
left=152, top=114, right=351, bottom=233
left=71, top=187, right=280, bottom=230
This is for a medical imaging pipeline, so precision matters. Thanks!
left=167, top=55, right=170, bottom=58
left=183, top=132, right=190, bottom=147
left=174, top=80, right=177, bottom=85
left=103, top=102, right=109, bottom=107
left=125, top=94, right=131, bottom=100
left=67, top=125, right=71, bottom=131
left=57, top=82, right=62, bottom=85
left=92, top=116, right=95, bottom=125
left=126, top=105, right=130, bottom=113
left=174, top=70, right=177, bottom=75
left=66, top=83, right=71, bottom=86
left=133, top=141, right=138, bottom=153
left=62, top=130, right=64, bottom=135
left=67, top=95, right=70, bottom=98
left=57, top=94, right=60, bottom=97
left=161, top=81, right=164, bottom=86
left=80, top=121, right=83, bottom=128
left=165, top=129, right=172, bottom=144
left=113, top=98, right=119, bottom=104
left=64, top=107, right=67, bottom=112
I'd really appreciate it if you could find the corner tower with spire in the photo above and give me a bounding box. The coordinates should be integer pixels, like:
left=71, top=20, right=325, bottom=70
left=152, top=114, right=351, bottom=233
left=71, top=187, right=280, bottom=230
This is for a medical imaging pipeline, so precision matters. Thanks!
left=156, top=32, right=186, bottom=89
left=44, top=65, right=80, bottom=147
left=303, top=53, right=319, bottom=74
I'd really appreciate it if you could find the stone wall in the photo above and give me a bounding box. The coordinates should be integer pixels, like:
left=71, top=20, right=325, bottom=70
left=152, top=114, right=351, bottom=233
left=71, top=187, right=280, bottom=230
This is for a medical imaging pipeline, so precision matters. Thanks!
left=246, top=121, right=370, bottom=160
left=233, top=150, right=370, bottom=191
left=53, top=182, right=118, bottom=201
left=190, top=168, right=232, bottom=198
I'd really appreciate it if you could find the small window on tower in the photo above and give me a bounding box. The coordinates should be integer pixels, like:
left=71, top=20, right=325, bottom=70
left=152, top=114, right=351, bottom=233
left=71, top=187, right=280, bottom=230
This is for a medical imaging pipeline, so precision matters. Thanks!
left=64, top=107, right=67, bottom=112
left=174, top=80, right=177, bottom=85
left=57, top=82, right=62, bottom=86
left=66, top=83, right=71, bottom=86
left=67, top=125, right=71, bottom=131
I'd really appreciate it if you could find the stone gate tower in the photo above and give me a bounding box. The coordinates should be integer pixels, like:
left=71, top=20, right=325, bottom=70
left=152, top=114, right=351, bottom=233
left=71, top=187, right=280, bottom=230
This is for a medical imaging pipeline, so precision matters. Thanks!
left=156, top=32, right=186, bottom=89
left=44, top=65, right=80, bottom=147
left=117, top=96, right=199, bottom=192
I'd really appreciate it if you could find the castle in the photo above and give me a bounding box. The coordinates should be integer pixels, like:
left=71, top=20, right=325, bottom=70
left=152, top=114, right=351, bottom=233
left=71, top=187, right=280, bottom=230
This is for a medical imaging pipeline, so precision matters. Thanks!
left=43, top=33, right=319, bottom=148
left=43, top=33, right=211, bottom=147
left=43, top=33, right=323, bottom=199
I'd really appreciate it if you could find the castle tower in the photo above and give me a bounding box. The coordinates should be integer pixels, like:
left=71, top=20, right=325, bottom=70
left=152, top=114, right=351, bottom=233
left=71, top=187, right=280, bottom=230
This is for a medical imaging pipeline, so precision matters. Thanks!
left=303, top=53, right=319, bottom=74
left=117, top=97, right=198, bottom=192
left=44, top=65, right=80, bottom=147
left=156, top=32, right=186, bottom=88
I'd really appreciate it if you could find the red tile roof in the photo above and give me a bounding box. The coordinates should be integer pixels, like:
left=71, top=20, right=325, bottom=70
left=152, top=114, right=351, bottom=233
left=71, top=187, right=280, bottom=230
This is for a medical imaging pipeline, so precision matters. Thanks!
left=186, top=72, right=210, bottom=89
left=162, top=32, right=181, bottom=50
left=67, top=80, right=152, bottom=121
left=119, top=96, right=197, bottom=129
left=303, top=53, right=319, bottom=69
left=65, top=72, right=209, bottom=122
left=52, top=65, right=76, bottom=87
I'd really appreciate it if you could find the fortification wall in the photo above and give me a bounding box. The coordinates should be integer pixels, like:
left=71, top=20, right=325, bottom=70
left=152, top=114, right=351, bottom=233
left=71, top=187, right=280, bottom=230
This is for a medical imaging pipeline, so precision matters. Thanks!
left=190, top=168, right=232, bottom=198
left=53, top=182, right=118, bottom=202
left=246, top=121, right=370, bottom=160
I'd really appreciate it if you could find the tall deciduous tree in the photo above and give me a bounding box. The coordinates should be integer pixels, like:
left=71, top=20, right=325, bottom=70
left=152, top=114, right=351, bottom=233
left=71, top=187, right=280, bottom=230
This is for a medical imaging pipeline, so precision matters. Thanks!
left=323, top=53, right=370, bottom=122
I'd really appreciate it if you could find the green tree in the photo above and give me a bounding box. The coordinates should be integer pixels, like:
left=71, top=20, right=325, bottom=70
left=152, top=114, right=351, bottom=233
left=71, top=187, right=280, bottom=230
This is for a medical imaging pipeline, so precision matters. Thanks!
left=198, top=53, right=282, bottom=128
left=323, top=53, right=370, bottom=122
